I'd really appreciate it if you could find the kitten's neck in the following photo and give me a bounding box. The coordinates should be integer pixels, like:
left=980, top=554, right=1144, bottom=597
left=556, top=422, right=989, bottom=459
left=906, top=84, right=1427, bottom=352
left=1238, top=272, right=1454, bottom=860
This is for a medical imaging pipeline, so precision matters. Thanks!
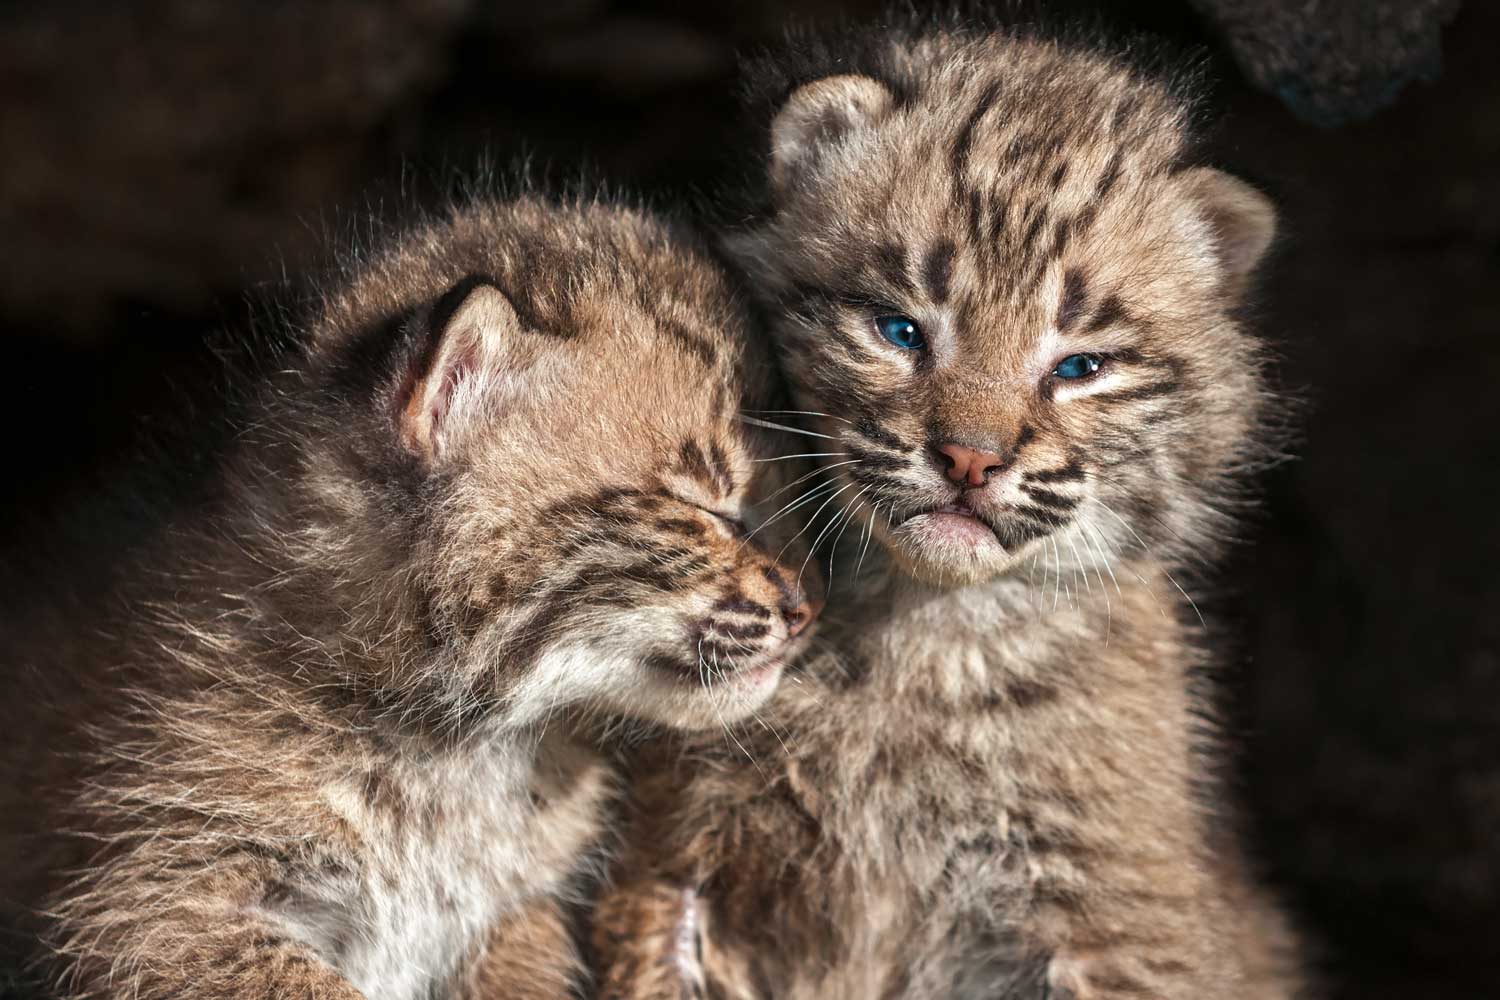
left=816, top=535, right=1180, bottom=689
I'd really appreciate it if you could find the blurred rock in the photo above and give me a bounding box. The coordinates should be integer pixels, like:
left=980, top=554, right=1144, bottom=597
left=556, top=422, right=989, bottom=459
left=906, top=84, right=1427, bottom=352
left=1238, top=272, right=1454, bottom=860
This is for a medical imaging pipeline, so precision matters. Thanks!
left=1190, top=0, right=1462, bottom=125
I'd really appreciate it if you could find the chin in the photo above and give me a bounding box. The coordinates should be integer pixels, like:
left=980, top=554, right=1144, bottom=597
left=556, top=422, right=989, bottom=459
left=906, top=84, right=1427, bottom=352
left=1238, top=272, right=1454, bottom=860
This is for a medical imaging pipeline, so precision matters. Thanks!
left=618, top=658, right=785, bottom=731
left=886, top=510, right=1019, bottom=586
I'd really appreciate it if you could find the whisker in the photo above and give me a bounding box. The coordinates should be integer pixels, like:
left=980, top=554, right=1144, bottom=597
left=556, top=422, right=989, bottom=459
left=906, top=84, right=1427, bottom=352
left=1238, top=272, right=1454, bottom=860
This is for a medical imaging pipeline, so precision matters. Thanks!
left=1081, top=516, right=1123, bottom=598
left=1066, top=536, right=1092, bottom=596
left=743, top=408, right=852, bottom=425
left=739, top=416, right=840, bottom=440
left=743, top=478, right=845, bottom=544
left=854, top=503, right=878, bottom=581
left=1092, top=499, right=1205, bottom=629
left=1076, top=518, right=1115, bottom=644
left=758, top=459, right=858, bottom=506
left=751, top=452, right=846, bottom=463
left=1049, top=535, right=1062, bottom=612
left=775, top=481, right=859, bottom=564
left=823, top=488, right=873, bottom=591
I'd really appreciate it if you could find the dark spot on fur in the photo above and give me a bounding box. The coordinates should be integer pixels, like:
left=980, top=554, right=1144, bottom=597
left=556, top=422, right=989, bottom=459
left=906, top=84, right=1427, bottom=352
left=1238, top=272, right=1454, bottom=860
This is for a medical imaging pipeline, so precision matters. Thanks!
left=922, top=240, right=955, bottom=304
left=1006, top=678, right=1059, bottom=709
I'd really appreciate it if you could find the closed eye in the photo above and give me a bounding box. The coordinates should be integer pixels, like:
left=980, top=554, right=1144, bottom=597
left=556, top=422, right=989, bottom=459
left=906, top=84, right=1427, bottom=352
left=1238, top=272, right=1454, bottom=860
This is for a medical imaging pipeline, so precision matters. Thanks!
left=701, top=507, right=747, bottom=535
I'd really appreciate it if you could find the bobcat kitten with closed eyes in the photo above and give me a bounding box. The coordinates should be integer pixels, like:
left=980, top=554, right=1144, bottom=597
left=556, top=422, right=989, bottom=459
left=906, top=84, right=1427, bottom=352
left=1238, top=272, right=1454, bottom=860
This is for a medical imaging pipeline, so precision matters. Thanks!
left=0, top=194, right=816, bottom=999
left=595, top=19, right=1307, bottom=1000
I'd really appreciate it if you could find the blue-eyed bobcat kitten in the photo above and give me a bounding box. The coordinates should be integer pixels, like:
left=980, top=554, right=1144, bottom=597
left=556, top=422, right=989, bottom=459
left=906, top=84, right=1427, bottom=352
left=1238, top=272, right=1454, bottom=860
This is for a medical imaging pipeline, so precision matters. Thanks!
left=0, top=193, right=816, bottom=1000
left=594, top=18, right=1307, bottom=1000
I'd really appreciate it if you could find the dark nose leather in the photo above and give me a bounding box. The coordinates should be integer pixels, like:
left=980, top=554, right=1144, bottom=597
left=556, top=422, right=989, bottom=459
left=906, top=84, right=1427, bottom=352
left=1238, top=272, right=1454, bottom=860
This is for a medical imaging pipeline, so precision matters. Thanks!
left=932, top=442, right=1003, bottom=487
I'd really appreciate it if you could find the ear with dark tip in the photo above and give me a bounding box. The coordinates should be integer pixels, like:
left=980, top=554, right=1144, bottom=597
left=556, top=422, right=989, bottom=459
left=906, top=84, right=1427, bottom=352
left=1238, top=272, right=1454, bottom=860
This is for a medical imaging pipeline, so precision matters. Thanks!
left=1179, top=167, right=1278, bottom=303
left=400, top=281, right=521, bottom=465
left=769, top=74, right=894, bottom=194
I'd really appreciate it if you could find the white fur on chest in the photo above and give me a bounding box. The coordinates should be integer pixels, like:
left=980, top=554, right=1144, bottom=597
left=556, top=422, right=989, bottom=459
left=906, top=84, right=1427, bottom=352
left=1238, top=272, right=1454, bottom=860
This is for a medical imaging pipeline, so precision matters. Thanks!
left=262, top=735, right=605, bottom=1000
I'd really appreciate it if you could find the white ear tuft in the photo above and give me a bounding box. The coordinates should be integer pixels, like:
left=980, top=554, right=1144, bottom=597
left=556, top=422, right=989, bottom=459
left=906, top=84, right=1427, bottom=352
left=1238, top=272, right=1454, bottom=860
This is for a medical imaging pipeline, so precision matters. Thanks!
left=401, top=281, right=521, bottom=465
left=769, top=74, right=894, bottom=194
left=1179, top=167, right=1278, bottom=302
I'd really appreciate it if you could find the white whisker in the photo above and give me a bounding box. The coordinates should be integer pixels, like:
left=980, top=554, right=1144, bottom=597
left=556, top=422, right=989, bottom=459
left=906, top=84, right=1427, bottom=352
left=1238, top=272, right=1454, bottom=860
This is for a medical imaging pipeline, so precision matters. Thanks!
left=739, top=416, right=840, bottom=440
left=758, top=459, right=858, bottom=506
left=752, top=452, right=846, bottom=463
left=743, top=409, right=851, bottom=425
left=854, top=503, right=878, bottom=581
left=1093, top=499, right=1205, bottom=629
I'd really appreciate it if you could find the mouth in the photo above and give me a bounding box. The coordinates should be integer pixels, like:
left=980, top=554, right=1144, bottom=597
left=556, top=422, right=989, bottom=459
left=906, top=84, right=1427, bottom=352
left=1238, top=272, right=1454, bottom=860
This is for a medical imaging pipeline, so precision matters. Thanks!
left=892, top=497, right=1005, bottom=553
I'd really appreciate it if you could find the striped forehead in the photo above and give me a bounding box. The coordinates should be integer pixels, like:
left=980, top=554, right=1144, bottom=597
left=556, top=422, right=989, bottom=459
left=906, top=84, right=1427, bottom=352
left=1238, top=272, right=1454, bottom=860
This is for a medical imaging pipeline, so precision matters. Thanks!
left=817, top=78, right=1175, bottom=352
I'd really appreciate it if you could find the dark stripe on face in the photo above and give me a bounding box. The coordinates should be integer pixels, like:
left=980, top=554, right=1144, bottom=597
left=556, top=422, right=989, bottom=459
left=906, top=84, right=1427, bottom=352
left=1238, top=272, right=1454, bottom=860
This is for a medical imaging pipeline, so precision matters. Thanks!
left=986, top=192, right=1011, bottom=247
left=949, top=79, right=1002, bottom=173
left=1056, top=267, right=1089, bottom=332
left=872, top=242, right=914, bottom=295
left=1024, top=459, right=1086, bottom=484
left=658, top=317, right=719, bottom=369
left=1014, top=504, right=1069, bottom=527
left=714, top=620, right=771, bottom=642
left=712, top=593, right=771, bottom=618
left=678, top=440, right=715, bottom=485
left=1095, top=149, right=1124, bottom=201
left=965, top=188, right=987, bottom=248
left=1019, top=203, right=1048, bottom=257
left=922, top=240, right=955, bottom=304
left=847, top=445, right=906, bottom=472
left=707, top=441, right=735, bottom=495
left=1087, top=293, right=1128, bottom=333
left=1020, top=485, right=1080, bottom=511
left=655, top=517, right=707, bottom=539
left=1000, top=520, right=1050, bottom=548
left=1092, top=380, right=1182, bottom=405
left=856, top=416, right=909, bottom=452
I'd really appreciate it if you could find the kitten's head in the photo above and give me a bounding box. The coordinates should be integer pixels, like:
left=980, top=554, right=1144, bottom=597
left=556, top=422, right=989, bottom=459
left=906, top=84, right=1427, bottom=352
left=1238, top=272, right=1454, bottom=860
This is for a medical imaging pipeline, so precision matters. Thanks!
left=729, top=28, right=1276, bottom=587
left=281, top=197, right=819, bottom=731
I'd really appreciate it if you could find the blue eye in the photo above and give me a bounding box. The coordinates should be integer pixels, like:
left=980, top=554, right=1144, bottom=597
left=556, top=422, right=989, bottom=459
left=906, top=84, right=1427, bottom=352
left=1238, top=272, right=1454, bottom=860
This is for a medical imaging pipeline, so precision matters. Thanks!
left=1052, top=353, right=1102, bottom=379
left=874, top=314, right=925, bottom=351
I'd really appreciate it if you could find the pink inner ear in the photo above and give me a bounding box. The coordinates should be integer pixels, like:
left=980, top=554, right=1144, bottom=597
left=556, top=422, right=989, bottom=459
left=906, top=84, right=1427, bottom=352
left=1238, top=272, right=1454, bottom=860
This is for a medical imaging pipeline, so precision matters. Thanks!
left=402, top=329, right=481, bottom=459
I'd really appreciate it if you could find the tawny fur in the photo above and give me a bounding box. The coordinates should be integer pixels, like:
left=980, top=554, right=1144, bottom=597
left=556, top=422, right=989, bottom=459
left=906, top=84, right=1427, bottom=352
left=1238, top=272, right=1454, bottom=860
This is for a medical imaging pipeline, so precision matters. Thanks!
left=596, top=18, right=1308, bottom=1000
left=0, top=193, right=815, bottom=999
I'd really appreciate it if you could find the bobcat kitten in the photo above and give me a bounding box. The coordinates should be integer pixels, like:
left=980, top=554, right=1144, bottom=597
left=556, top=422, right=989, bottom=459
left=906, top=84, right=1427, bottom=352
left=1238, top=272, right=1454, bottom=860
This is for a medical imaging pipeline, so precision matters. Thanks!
left=0, top=193, right=815, bottom=1000
left=595, top=19, right=1306, bottom=1000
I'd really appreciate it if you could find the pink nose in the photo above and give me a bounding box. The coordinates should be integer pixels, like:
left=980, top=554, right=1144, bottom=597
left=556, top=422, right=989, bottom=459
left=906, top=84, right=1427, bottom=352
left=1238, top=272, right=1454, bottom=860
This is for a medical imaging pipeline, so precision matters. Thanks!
left=933, top=442, right=1003, bottom=487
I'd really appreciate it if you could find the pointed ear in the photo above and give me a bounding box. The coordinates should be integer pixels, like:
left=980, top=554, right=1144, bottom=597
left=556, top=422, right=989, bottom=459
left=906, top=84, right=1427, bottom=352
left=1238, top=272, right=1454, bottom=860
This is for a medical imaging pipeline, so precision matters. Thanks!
left=400, top=280, right=522, bottom=465
left=1179, top=167, right=1277, bottom=303
left=769, top=74, right=894, bottom=194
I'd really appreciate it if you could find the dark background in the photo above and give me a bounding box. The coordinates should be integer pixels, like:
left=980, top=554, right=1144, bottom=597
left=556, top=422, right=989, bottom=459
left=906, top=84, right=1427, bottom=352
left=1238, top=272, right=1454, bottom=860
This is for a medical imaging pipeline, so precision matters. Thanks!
left=2, top=1, right=1495, bottom=996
